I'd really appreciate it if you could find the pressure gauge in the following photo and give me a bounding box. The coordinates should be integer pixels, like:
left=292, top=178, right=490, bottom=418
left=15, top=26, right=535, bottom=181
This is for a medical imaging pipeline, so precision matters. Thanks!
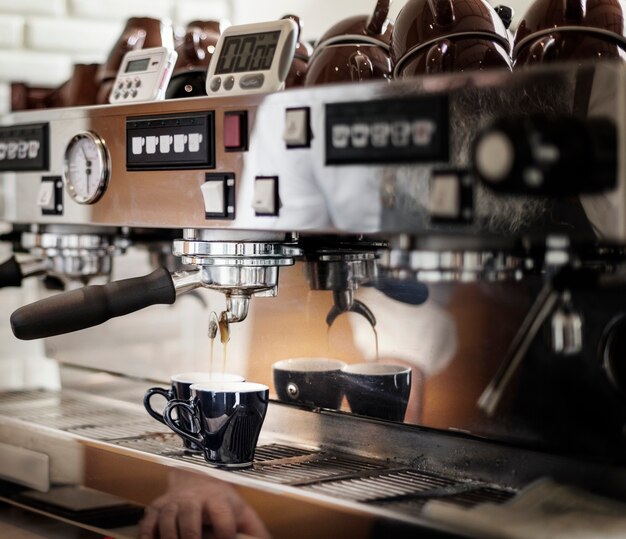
left=63, top=132, right=110, bottom=204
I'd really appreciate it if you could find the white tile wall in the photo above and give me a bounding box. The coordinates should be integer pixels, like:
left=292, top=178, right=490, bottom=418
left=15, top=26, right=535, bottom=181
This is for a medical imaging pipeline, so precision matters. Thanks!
left=26, top=16, right=122, bottom=54
left=0, top=83, right=10, bottom=114
left=231, top=0, right=407, bottom=42
left=173, top=0, right=230, bottom=26
left=70, top=0, right=172, bottom=21
left=0, top=49, right=72, bottom=86
left=0, top=0, right=66, bottom=17
left=0, top=15, right=25, bottom=49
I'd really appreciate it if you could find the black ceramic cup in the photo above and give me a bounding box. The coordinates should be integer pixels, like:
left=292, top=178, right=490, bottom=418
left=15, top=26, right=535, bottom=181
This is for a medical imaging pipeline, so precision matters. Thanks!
left=144, top=372, right=244, bottom=452
left=342, top=363, right=412, bottom=421
left=163, top=381, right=269, bottom=468
left=272, top=358, right=347, bottom=409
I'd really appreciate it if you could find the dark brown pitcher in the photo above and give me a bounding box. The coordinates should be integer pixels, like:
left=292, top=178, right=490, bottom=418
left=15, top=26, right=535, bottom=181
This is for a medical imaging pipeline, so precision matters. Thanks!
left=514, top=0, right=626, bottom=65
left=166, top=20, right=222, bottom=99
left=304, top=0, right=393, bottom=86
left=96, top=17, right=175, bottom=104
left=392, top=0, right=512, bottom=77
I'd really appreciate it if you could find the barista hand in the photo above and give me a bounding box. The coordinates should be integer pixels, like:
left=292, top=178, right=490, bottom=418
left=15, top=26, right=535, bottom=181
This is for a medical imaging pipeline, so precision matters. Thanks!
left=138, top=477, right=272, bottom=539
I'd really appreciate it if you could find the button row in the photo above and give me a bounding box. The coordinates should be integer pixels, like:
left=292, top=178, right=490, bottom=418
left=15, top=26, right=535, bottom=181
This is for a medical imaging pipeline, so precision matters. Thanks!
left=117, top=78, right=142, bottom=91
left=331, top=120, right=437, bottom=150
left=0, top=139, right=41, bottom=160
left=209, top=73, right=265, bottom=93
left=113, top=89, right=139, bottom=100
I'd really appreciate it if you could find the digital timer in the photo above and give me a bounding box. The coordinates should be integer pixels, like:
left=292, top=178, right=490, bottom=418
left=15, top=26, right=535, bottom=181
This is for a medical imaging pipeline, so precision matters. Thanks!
left=109, top=46, right=177, bottom=104
left=206, top=19, right=297, bottom=96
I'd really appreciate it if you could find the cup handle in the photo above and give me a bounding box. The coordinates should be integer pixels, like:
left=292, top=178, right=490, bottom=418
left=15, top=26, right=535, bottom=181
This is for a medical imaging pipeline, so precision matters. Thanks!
left=431, top=0, right=455, bottom=26
left=143, top=387, right=172, bottom=425
left=366, top=0, right=391, bottom=35
left=526, top=35, right=560, bottom=63
left=565, top=0, right=585, bottom=22
left=164, top=399, right=203, bottom=447
left=425, top=39, right=455, bottom=74
left=349, top=53, right=374, bottom=82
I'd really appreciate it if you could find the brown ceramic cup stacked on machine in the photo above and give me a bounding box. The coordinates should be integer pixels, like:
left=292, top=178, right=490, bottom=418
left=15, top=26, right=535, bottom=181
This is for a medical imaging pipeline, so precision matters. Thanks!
left=166, top=20, right=222, bottom=99
left=391, top=0, right=512, bottom=77
left=96, top=17, right=175, bottom=104
left=304, top=0, right=394, bottom=86
left=513, top=0, right=626, bottom=66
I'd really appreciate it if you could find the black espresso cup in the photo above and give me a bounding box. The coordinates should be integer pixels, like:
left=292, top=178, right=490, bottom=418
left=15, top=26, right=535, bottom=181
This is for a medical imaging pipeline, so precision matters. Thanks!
left=273, top=358, right=346, bottom=410
left=342, top=363, right=412, bottom=421
left=144, top=372, right=244, bottom=452
left=163, top=381, right=269, bottom=468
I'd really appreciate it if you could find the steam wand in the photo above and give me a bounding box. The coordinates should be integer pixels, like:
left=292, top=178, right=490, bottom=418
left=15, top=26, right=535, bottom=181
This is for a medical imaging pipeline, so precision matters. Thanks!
left=478, top=263, right=593, bottom=416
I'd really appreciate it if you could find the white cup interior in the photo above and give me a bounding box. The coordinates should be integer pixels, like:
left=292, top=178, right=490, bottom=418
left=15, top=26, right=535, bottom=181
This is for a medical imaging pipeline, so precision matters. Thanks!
left=171, top=372, right=244, bottom=384
left=272, top=358, right=347, bottom=373
left=190, top=381, right=268, bottom=393
left=342, top=363, right=411, bottom=376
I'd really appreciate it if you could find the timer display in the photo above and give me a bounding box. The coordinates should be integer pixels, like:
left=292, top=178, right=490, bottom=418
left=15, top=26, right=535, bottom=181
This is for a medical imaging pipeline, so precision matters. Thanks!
left=215, top=31, right=280, bottom=74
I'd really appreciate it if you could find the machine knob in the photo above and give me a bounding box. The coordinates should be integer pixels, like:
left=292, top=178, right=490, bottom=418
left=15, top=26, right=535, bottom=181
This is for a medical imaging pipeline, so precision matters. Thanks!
left=473, top=116, right=617, bottom=196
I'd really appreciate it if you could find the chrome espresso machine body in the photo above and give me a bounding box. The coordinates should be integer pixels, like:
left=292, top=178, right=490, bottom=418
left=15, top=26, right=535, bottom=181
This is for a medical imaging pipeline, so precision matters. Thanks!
left=2, top=61, right=626, bottom=536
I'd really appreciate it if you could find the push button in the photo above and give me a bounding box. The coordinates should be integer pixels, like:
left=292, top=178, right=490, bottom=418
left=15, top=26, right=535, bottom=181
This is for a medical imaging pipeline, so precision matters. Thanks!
left=429, top=171, right=473, bottom=223
left=253, top=176, right=279, bottom=216
left=38, top=176, right=63, bottom=216
left=203, top=173, right=236, bottom=220
left=224, top=111, right=248, bottom=152
left=429, top=174, right=460, bottom=219
left=209, top=76, right=221, bottom=92
left=224, top=76, right=235, bottom=91
left=283, top=107, right=311, bottom=148
left=240, top=73, right=264, bottom=89
left=37, top=181, right=55, bottom=210
left=201, top=179, right=226, bottom=216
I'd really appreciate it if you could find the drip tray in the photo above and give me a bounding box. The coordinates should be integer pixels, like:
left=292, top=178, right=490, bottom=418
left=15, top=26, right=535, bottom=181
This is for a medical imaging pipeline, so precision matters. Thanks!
left=0, top=390, right=518, bottom=522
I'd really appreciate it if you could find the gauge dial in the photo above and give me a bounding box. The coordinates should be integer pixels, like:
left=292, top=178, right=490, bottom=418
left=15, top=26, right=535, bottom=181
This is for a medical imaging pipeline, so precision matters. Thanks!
left=63, top=132, right=110, bottom=204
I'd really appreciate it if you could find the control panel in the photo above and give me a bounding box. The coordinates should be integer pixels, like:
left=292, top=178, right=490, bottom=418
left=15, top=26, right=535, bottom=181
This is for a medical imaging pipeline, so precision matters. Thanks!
left=126, top=113, right=215, bottom=170
left=206, top=19, right=297, bottom=97
left=110, top=47, right=177, bottom=104
left=325, top=96, right=448, bottom=165
left=0, top=123, right=48, bottom=172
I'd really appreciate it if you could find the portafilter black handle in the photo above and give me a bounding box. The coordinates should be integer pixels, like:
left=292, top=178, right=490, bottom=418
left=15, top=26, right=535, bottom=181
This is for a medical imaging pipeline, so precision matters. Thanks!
left=0, top=256, right=24, bottom=288
left=10, top=267, right=176, bottom=340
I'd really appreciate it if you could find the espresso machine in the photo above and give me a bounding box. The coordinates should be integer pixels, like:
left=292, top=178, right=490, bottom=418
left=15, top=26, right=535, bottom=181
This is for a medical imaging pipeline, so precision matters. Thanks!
left=2, top=33, right=626, bottom=537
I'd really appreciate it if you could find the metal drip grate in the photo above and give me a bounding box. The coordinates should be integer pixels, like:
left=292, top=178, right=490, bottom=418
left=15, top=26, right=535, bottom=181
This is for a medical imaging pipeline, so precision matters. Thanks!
left=233, top=453, right=384, bottom=485
left=0, top=390, right=60, bottom=411
left=253, top=444, right=318, bottom=462
left=302, top=468, right=516, bottom=509
left=0, top=390, right=519, bottom=520
left=302, top=469, right=460, bottom=501
left=373, top=485, right=516, bottom=515
left=112, top=432, right=183, bottom=454
left=67, top=419, right=170, bottom=440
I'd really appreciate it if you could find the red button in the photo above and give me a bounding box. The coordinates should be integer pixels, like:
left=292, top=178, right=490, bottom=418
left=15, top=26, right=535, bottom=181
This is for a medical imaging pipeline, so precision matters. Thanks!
left=224, top=112, right=247, bottom=151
